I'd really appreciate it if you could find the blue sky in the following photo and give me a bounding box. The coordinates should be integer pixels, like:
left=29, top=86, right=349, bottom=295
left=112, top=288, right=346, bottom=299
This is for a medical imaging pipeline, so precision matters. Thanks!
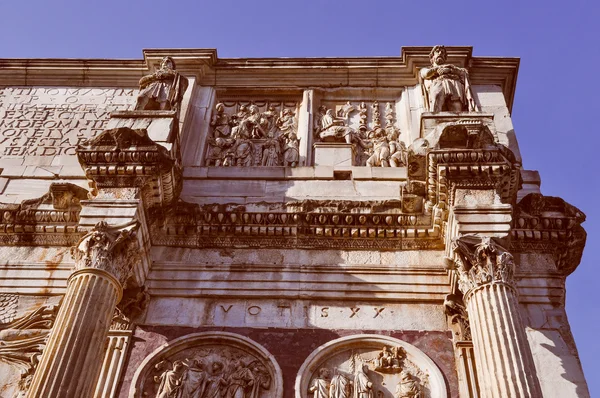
left=1, top=0, right=599, bottom=394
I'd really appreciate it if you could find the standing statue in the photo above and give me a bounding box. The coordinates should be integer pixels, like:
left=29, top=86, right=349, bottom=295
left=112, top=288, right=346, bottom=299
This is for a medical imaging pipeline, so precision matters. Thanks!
left=419, top=45, right=478, bottom=112
left=155, top=360, right=185, bottom=398
left=136, top=56, right=189, bottom=112
left=204, top=362, right=228, bottom=398
left=180, top=360, right=208, bottom=398
left=353, top=364, right=373, bottom=398
left=329, top=370, right=351, bottom=398
left=225, top=360, right=254, bottom=398
left=309, top=368, right=331, bottom=398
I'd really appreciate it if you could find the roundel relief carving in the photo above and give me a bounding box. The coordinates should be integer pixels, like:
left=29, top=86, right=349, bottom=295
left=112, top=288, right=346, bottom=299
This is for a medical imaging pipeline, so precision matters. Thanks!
left=296, top=335, right=447, bottom=398
left=131, top=332, right=283, bottom=398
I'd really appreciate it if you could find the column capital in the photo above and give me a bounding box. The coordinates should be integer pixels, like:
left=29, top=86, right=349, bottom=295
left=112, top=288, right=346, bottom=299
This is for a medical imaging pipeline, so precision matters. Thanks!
left=70, top=220, right=140, bottom=287
left=451, top=235, right=515, bottom=296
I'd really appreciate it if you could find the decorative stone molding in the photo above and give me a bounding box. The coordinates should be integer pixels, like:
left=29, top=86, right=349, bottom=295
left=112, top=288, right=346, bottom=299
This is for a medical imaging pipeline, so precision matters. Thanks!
left=0, top=183, right=88, bottom=246
left=296, top=335, right=447, bottom=398
left=70, top=220, right=140, bottom=287
left=510, top=193, right=586, bottom=275
left=130, top=332, right=283, bottom=398
left=451, top=235, right=515, bottom=296
left=150, top=200, right=444, bottom=250
left=76, top=126, right=182, bottom=208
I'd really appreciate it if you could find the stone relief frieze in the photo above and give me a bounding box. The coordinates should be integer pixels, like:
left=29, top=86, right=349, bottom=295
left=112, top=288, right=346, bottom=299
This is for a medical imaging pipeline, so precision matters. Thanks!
left=298, top=336, right=446, bottom=398
left=205, top=101, right=300, bottom=167
left=313, top=101, right=405, bottom=167
left=132, top=332, right=283, bottom=398
left=306, top=348, right=425, bottom=398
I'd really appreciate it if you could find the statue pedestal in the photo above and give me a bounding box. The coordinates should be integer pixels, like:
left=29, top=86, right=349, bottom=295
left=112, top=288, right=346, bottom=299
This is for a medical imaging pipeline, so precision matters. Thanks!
left=108, top=110, right=177, bottom=150
left=313, top=143, right=354, bottom=167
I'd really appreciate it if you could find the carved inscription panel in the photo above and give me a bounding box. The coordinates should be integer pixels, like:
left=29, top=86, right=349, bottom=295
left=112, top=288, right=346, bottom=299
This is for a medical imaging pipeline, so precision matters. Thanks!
left=0, top=87, right=136, bottom=158
left=144, top=299, right=447, bottom=331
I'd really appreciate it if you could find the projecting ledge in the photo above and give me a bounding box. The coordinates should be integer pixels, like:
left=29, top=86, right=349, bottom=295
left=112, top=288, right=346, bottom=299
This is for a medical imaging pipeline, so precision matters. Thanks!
left=182, top=166, right=407, bottom=181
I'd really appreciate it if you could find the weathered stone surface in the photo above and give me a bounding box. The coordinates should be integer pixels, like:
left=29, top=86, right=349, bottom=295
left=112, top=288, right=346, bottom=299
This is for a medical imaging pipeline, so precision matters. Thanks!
left=0, top=46, right=589, bottom=398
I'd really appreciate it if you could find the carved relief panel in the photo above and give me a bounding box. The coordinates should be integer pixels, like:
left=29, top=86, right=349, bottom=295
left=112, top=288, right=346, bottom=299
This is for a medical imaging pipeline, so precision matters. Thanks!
left=131, top=332, right=283, bottom=398
left=296, top=335, right=446, bottom=398
left=313, top=99, right=406, bottom=167
left=204, top=100, right=300, bottom=168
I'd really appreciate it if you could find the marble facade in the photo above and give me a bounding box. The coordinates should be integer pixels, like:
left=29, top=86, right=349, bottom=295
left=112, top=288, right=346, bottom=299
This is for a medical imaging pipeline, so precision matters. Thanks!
left=0, top=47, right=589, bottom=397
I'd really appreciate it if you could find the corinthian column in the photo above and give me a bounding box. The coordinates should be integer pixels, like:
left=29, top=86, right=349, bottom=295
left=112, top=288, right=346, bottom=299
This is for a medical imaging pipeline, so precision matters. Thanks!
left=27, top=220, right=139, bottom=398
left=452, top=236, right=541, bottom=398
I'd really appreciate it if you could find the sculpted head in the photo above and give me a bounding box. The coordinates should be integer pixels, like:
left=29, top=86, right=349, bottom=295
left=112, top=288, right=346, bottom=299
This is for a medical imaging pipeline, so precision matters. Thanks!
left=249, top=104, right=260, bottom=114
left=215, top=103, right=225, bottom=113
left=319, top=368, right=331, bottom=379
left=429, top=45, right=447, bottom=66
left=160, top=56, right=176, bottom=70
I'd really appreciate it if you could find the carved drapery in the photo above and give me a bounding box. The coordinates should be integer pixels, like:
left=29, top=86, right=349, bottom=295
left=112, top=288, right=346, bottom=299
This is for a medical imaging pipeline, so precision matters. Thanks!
left=27, top=221, right=140, bottom=398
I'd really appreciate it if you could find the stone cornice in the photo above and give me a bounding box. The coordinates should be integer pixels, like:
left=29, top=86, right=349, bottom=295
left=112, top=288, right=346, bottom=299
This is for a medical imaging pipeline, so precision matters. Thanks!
left=0, top=183, right=88, bottom=246
left=0, top=46, right=519, bottom=111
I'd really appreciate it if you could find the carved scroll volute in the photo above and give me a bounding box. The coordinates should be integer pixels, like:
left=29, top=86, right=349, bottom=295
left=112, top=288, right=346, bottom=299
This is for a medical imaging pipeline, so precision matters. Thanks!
left=70, top=220, right=140, bottom=287
left=451, top=235, right=516, bottom=297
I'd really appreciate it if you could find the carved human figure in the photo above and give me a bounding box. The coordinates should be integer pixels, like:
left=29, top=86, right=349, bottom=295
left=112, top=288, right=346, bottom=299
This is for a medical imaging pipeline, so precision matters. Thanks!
left=388, top=138, right=407, bottom=167
left=136, top=56, right=189, bottom=111
left=180, top=360, right=208, bottom=398
left=419, top=45, right=477, bottom=112
left=211, top=103, right=232, bottom=138
left=156, top=360, right=185, bottom=398
left=353, top=364, right=373, bottom=398
left=314, top=105, right=328, bottom=136
left=366, top=128, right=391, bottom=167
left=204, top=362, right=228, bottom=398
left=225, top=360, right=254, bottom=398
left=309, top=368, right=331, bottom=398
left=248, top=363, right=271, bottom=398
left=282, top=132, right=300, bottom=167
left=261, top=133, right=281, bottom=166
left=263, top=105, right=279, bottom=135
left=394, top=371, right=420, bottom=398
left=329, top=370, right=351, bottom=398
left=276, top=108, right=296, bottom=135
left=318, top=109, right=358, bottom=144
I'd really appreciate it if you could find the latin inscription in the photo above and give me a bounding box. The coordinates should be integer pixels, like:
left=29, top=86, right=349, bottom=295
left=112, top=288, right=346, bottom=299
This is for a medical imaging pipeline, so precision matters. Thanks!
left=0, top=87, right=136, bottom=157
left=220, top=304, right=387, bottom=318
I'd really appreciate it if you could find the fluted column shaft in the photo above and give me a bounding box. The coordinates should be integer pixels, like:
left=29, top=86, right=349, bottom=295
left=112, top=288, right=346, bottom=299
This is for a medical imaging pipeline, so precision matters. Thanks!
left=465, top=282, right=540, bottom=398
left=27, top=220, right=138, bottom=398
left=453, top=236, right=542, bottom=398
left=27, top=269, right=122, bottom=398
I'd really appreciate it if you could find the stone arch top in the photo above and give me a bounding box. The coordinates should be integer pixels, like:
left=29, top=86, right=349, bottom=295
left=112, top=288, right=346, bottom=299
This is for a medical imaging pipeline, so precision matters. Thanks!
left=295, top=334, right=447, bottom=398
left=130, top=331, right=283, bottom=398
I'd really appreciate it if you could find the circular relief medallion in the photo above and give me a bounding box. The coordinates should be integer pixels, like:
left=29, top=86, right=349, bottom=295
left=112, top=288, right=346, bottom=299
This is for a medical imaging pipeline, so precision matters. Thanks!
left=296, top=335, right=446, bottom=398
left=131, top=332, right=283, bottom=398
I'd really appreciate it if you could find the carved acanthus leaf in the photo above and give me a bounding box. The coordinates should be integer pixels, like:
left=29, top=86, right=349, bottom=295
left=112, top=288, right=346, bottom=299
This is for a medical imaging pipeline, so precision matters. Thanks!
left=452, top=236, right=515, bottom=295
left=0, top=304, right=58, bottom=393
left=70, top=220, right=140, bottom=286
